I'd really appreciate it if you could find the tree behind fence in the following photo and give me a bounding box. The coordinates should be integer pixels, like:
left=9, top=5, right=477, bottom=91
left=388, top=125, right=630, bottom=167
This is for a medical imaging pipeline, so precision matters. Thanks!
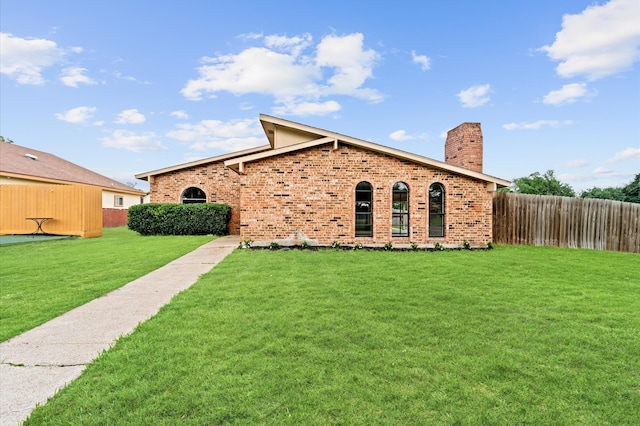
left=493, top=192, right=640, bottom=254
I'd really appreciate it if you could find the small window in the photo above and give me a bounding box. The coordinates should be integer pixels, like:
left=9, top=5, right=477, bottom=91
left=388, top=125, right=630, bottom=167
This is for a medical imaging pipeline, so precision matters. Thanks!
left=114, top=195, right=124, bottom=207
left=355, top=181, right=373, bottom=237
left=181, top=187, right=206, bottom=204
left=392, top=182, right=409, bottom=237
left=429, top=183, right=445, bottom=237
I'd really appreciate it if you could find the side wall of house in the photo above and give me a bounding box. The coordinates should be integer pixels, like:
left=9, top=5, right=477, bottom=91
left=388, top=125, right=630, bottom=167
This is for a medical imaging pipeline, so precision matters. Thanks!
left=240, top=143, right=493, bottom=246
left=149, top=161, right=242, bottom=233
left=103, top=208, right=128, bottom=227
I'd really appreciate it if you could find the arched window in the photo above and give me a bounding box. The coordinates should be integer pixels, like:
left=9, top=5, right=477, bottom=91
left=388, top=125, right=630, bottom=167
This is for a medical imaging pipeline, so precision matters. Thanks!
left=392, top=182, right=409, bottom=237
left=429, top=183, right=445, bottom=237
left=355, top=181, right=373, bottom=237
left=181, top=187, right=206, bottom=204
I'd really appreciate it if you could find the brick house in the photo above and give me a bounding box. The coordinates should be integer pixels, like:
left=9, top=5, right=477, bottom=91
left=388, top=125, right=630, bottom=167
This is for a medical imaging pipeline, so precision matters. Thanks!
left=136, top=114, right=510, bottom=247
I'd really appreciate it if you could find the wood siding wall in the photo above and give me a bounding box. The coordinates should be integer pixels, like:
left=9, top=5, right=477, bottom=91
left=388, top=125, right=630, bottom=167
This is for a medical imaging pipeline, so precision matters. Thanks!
left=493, top=192, right=640, bottom=253
left=0, top=184, right=103, bottom=237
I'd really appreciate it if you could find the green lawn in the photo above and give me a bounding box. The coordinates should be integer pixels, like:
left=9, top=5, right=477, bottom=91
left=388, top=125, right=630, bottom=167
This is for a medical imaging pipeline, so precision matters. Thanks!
left=0, top=227, right=215, bottom=342
left=24, top=245, right=639, bottom=425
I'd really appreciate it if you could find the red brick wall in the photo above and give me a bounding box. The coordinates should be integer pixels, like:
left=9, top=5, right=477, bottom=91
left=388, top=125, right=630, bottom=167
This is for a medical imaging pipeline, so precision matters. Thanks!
left=239, top=143, right=493, bottom=246
left=445, top=122, right=483, bottom=173
left=149, top=161, right=241, bottom=233
left=103, top=208, right=128, bottom=227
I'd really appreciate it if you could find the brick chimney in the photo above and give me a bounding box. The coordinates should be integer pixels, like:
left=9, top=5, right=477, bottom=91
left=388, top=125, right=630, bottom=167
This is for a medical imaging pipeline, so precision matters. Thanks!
left=444, top=122, right=483, bottom=173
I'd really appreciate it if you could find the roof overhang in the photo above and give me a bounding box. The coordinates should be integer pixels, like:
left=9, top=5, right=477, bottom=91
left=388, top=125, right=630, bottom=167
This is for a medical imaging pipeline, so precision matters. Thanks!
left=224, top=114, right=511, bottom=187
left=225, top=137, right=337, bottom=173
left=0, top=171, right=146, bottom=195
left=135, top=114, right=511, bottom=188
left=134, top=144, right=271, bottom=181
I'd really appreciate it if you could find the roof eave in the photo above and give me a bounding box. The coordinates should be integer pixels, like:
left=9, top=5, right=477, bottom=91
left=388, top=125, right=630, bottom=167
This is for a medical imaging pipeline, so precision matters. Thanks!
left=0, top=171, right=145, bottom=194
left=249, top=115, right=512, bottom=186
left=135, top=144, right=272, bottom=179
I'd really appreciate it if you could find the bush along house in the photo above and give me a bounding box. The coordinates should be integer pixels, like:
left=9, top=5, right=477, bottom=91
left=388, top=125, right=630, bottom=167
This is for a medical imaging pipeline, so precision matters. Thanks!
left=135, top=114, right=510, bottom=248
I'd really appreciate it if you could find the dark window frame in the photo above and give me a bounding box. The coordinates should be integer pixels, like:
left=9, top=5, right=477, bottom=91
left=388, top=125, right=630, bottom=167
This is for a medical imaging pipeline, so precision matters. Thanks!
left=355, top=181, right=373, bottom=237
left=429, top=183, right=445, bottom=237
left=181, top=186, right=207, bottom=204
left=392, top=182, right=409, bottom=237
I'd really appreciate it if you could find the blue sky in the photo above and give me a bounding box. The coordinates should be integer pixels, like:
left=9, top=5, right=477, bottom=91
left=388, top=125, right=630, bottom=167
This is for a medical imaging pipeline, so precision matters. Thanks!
left=1, top=0, right=639, bottom=193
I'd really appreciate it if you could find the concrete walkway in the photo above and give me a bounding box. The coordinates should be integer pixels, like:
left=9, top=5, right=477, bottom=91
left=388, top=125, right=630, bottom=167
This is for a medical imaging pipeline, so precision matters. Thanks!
left=0, top=235, right=239, bottom=426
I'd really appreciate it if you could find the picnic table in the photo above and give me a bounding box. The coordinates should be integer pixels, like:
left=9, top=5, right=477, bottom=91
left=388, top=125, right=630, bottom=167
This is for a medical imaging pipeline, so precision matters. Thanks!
left=26, top=217, right=53, bottom=235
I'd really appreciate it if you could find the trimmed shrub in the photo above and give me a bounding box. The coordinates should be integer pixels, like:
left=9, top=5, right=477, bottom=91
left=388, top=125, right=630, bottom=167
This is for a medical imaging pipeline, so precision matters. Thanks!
left=128, top=203, right=231, bottom=236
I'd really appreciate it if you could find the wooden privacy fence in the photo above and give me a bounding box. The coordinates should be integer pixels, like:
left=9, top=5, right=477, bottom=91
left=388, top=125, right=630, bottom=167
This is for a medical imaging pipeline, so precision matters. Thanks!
left=0, top=184, right=103, bottom=238
left=493, top=192, right=640, bottom=253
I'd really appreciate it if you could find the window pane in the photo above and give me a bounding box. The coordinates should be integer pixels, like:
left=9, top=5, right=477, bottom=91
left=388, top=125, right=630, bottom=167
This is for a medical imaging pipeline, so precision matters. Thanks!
left=429, top=183, right=444, bottom=237
left=355, top=182, right=373, bottom=237
left=392, top=182, right=409, bottom=236
left=393, top=182, right=407, bottom=191
left=182, top=187, right=206, bottom=204
left=356, top=191, right=371, bottom=202
left=392, top=213, right=408, bottom=236
left=356, top=213, right=372, bottom=236
left=429, top=215, right=444, bottom=237
left=356, top=181, right=372, bottom=191
left=356, top=201, right=371, bottom=212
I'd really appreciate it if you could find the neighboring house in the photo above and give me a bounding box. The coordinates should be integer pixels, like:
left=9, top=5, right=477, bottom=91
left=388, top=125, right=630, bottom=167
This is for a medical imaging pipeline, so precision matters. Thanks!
left=136, top=114, right=510, bottom=247
left=0, top=142, right=146, bottom=227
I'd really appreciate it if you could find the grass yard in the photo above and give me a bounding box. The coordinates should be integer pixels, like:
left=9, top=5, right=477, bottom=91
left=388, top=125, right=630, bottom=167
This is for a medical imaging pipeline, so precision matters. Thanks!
left=0, top=227, right=215, bottom=342
left=24, top=246, right=640, bottom=425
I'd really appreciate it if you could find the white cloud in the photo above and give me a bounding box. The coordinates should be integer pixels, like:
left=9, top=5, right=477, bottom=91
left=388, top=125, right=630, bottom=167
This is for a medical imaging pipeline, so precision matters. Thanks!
left=237, top=32, right=263, bottom=41
left=593, top=166, right=613, bottom=175
left=170, top=110, right=189, bottom=119
left=390, top=130, right=412, bottom=141
left=114, top=72, right=135, bottom=81
left=540, top=0, right=640, bottom=80
left=115, top=109, right=146, bottom=124
left=101, top=130, right=166, bottom=152
left=272, top=100, right=341, bottom=116
left=55, top=106, right=97, bottom=124
left=543, top=82, right=594, bottom=105
left=559, top=171, right=634, bottom=187
left=60, top=67, right=96, bottom=88
left=264, top=33, right=312, bottom=56
left=0, top=32, right=65, bottom=84
left=181, top=32, right=383, bottom=114
left=390, top=130, right=430, bottom=142
left=411, top=50, right=431, bottom=71
left=566, top=158, right=590, bottom=167
left=166, top=118, right=265, bottom=152
left=182, top=47, right=319, bottom=100
left=502, top=119, right=572, bottom=130
left=608, top=147, right=640, bottom=162
left=316, top=33, right=382, bottom=101
left=113, top=71, right=151, bottom=85
left=457, top=84, right=491, bottom=108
